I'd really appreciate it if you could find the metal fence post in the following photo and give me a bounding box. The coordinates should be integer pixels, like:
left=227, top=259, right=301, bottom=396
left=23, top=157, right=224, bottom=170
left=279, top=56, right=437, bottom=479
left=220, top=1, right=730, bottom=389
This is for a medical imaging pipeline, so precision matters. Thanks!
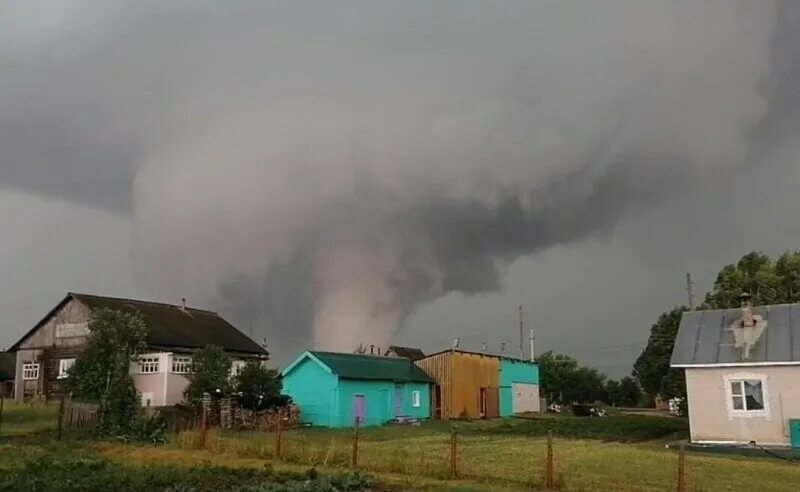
left=450, top=427, right=458, bottom=479
left=352, top=417, right=360, bottom=467
left=545, top=431, right=555, bottom=489
left=677, top=443, right=686, bottom=492
left=0, top=392, right=5, bottom=440
left=275, top=409, right=283, bottom=460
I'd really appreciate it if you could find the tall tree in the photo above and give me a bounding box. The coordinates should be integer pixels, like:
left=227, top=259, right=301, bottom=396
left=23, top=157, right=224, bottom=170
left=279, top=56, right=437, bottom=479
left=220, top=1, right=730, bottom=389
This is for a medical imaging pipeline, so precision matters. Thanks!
left=68, top=308, right=149, bottom=434
left=704, top=250, right=800, bottom=308
left=633, top=307, right=687, bottom=398
left=184, top=345, right=233, bottom=408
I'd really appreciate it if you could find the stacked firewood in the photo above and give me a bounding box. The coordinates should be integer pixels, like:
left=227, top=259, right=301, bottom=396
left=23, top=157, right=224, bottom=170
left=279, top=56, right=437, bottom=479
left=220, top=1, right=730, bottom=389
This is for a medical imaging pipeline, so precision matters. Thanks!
left=236, top=404, right=301, bottom=430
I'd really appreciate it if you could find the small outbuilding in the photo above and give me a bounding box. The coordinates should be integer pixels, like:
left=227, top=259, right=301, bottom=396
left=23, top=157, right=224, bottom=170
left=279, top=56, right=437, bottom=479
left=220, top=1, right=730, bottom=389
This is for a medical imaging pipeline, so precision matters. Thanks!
left=415, top=350, right=540, bottom=420
left=281, top=351, right=433, bottom=428
left=671, top=295, right=800, bottom=447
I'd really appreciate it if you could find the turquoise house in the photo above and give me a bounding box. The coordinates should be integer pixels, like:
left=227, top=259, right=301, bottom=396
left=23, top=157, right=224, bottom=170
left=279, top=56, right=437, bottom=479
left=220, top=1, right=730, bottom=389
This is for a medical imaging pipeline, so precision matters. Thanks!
left=499, top=358, right=541, bottom=416
left=282, top=351, right=434, bottom=428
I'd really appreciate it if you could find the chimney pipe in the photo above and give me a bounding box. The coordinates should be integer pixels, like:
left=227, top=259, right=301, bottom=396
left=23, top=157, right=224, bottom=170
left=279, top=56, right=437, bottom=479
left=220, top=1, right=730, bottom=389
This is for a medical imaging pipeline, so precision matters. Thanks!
left=370, top=345, right=374, bottom=355
left=481, top=343, right=487, bottom=353
left=452, top=338, right=460, bottom=350
left=181, top=298, right=187, bottom=310
left=529, top=327, right=535, bottom=362
left=500, top=342, right=506, bottom=354
left=740, top=292, right=754, bottom=327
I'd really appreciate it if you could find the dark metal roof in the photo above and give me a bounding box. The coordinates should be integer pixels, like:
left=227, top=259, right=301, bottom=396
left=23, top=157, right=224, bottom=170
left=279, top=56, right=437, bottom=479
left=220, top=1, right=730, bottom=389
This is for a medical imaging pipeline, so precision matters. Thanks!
left=310, top=351, right=434, bottom=383
left=9, top=293, right=267, bottom=356
left=386, top=346, right=426, bottom=360
left=670, top=303, right=800, bottom=366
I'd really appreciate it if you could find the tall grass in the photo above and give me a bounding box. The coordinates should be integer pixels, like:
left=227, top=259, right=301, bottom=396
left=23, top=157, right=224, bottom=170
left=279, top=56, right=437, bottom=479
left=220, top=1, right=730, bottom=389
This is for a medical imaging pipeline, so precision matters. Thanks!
left=166, top=421, right=800, bottom=491
left=0, top=400, right=57, bottom=436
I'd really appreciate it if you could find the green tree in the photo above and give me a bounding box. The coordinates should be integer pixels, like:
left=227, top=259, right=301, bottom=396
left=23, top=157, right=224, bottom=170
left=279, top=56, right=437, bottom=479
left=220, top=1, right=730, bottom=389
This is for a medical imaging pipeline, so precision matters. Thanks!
left=704, top=250, right=800, bottom=308
left=536, top=351, right=607, bottom=404
left=184, top=345, right=232, bottom=408
left=605, top=376, right=642, bottom=407
left=233, top=363, right=290, bottom=411
left=67, top=308, right=149, bottom=434
left=633, top=307, right=687, bottom=398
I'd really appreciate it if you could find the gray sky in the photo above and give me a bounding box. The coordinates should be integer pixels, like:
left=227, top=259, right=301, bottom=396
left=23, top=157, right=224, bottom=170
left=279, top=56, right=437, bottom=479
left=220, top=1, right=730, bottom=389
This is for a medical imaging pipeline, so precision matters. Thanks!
left=2, top=1, right=799, bottom=376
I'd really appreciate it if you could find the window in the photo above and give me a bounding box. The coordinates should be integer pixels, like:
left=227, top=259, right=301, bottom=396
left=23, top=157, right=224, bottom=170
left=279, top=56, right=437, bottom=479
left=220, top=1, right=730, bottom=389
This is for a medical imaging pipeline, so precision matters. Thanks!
left=58, top=359, right=75, bottom=379
left=22, top=362, right=40, bottom=380
left=412, top=390, right=421, bottom=408
left=171, top=356, right=192, bottom=374
left=138, top=356, right=160, bottom=374
left=230, top=360, right=246, bottom=377
left=730, top=379, right=764, bottom=411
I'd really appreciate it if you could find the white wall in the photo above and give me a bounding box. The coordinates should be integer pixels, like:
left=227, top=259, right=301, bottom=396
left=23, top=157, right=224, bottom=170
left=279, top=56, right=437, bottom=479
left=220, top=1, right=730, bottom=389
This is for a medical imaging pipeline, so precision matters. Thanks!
left=686, top=366, right=800, bottom=445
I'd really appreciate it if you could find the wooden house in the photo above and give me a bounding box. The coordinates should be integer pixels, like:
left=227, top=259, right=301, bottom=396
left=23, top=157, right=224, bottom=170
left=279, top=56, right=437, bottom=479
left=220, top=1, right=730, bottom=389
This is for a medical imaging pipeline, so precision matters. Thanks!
left=282, top=351, right=433, bottom=428
left=8, top=293, right=268, bottom=405
left=416, top=350, right=540, bottom=420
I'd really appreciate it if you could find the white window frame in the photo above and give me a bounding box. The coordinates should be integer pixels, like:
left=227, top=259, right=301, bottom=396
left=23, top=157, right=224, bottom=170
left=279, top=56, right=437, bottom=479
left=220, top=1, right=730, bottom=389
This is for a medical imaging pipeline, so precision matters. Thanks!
left=171, top=355, right=192, bottom=374
left=22, top=362, right=40, bottom=380
left=411, top=390, right=421, bottom=408
left=723, top=372, right=770, bottom=420
left=58, top=358, right=76, bottom=379
left=138, top=355, right=160, bottom=374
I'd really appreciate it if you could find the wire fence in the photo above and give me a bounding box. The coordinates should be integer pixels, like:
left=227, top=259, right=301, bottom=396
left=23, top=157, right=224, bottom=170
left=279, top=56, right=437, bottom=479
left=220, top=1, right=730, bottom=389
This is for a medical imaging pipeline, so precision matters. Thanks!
left=166, top=423, right=722, bottom=491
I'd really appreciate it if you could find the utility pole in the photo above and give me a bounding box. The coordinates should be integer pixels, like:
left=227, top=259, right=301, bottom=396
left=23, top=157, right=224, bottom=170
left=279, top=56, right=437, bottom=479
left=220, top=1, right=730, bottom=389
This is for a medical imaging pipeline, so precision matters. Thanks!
left=518, top=306, right=525, bottom=360
left=685, top=273, right=695, bottom=310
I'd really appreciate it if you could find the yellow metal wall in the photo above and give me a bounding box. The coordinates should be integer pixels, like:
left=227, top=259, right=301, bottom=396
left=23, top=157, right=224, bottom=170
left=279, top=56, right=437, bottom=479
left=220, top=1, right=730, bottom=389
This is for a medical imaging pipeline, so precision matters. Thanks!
left=416, top=351, right=500, bottom=420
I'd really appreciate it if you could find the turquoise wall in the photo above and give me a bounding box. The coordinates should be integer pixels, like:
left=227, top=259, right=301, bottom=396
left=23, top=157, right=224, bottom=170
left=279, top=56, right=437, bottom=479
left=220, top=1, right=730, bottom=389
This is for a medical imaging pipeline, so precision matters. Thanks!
left=400, top=382, right=431, bottom=419
left=283, top=354, right=432, bottom=428
left=499, top=359, right=540, bottom=416
left=281, top=356, right=338, bottom=427
left=335, top=379, right=431, bottom=427
left=336, top=379, right=393, bottom=427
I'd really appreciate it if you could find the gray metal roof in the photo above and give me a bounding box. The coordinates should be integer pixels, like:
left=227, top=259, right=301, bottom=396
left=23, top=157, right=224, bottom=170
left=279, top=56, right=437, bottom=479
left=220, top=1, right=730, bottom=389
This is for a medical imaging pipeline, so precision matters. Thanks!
left=670, top=303, right=800, bottom=366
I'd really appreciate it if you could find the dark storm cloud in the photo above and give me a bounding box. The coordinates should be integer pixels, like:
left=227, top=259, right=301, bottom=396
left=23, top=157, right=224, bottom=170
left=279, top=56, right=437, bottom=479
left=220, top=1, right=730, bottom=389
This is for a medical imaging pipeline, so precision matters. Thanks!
left=3, top=1, right=800, bottom=359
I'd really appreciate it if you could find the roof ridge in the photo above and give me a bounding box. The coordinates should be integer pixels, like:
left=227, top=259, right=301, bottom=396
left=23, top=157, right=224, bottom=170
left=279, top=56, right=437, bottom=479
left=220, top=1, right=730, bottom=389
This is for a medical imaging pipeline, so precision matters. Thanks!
left=70, top=292, right=219, bottom=315
left=311, top=350, right=411, bottom=361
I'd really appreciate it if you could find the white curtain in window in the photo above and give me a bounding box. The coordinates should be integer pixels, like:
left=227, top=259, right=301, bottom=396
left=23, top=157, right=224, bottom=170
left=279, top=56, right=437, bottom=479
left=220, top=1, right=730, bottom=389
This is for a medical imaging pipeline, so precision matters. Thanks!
left=744, top=380, right=764, bottom=410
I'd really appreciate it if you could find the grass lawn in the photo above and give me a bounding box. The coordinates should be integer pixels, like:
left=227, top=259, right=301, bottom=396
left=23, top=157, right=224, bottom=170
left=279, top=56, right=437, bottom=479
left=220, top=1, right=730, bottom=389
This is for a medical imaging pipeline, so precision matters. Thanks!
left=0, top=410, right=799, bottom=491
left=0, top=400, right=57, bottom=436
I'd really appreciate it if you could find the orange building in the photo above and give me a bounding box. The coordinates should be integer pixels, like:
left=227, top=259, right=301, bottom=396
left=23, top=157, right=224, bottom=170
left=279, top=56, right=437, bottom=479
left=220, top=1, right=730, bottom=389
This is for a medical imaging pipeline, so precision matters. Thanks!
left=415, top=350, right=501, bottom=420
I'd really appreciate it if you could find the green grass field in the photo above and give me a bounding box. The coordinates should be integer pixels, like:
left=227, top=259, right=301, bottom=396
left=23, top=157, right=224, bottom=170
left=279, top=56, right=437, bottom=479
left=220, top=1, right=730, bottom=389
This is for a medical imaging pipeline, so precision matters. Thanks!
left=1, top=407, right=799, bottom=491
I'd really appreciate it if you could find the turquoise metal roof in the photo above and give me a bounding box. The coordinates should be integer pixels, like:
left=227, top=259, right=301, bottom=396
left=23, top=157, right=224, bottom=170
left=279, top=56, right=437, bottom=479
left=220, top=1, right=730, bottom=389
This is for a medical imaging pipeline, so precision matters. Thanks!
left=310, top=351, right=434, bottom=383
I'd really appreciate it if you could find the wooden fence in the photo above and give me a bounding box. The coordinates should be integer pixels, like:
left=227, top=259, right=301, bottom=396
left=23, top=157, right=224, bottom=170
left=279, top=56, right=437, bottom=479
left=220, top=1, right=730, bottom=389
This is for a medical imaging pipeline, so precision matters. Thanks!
left=62, top=400, right=100, bottom=430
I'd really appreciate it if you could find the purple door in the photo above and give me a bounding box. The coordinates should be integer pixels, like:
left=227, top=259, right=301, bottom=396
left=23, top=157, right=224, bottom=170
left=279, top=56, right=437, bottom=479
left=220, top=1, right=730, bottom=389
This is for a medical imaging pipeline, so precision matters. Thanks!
left=394, top=384, right=404, bottom=417
left=354, top=395, right=366, bottom=424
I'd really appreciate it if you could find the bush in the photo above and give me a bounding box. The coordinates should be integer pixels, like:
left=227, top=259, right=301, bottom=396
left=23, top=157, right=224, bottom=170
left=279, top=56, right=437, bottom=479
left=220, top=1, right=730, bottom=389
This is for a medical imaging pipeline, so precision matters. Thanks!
left=234, top=363, right=289, bottom=412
